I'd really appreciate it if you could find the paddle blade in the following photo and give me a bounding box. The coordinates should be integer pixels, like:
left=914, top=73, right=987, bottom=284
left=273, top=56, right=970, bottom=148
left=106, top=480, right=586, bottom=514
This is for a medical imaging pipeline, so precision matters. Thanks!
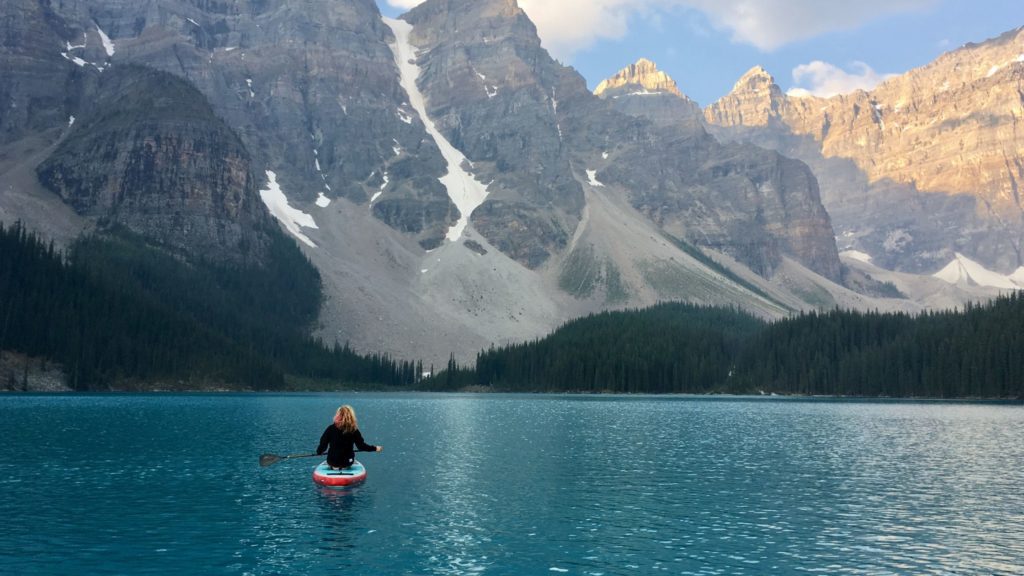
left=259, top=453, right=284, bottom=467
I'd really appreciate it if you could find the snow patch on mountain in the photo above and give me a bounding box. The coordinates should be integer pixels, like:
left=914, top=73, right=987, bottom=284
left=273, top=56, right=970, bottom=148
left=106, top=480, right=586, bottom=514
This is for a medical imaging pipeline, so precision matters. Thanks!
left=259, top=170, right=318, bottom=248
left=95, top=23, right=115, bottom=57
left=841, top=250, right=873, bottom=263
left=66, top=33, right=87, bottom=51
left=61, top=52, right=88, bottom=67
left=933, top=253, right=1021, bottom=290
left=586, top=170, right=604, bottom=187
left=371, top=171, right=389, bottom=204
left=384, top=17, right=489, bottom=242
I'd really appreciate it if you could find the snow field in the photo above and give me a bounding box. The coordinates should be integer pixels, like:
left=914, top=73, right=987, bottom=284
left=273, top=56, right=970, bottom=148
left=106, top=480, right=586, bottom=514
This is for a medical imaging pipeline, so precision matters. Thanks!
left=381, top=17, right=490, bottom=242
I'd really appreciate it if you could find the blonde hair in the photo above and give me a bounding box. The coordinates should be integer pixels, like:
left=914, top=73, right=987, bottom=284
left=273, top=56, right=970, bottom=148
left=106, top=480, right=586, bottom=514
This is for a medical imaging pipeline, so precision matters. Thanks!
left=333, top=405, right=358, bottom=433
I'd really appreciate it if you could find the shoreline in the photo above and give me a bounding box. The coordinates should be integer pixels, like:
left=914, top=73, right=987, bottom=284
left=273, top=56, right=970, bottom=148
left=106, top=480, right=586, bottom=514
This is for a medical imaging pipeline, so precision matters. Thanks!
left=3, top=387, right=1022, bottom=404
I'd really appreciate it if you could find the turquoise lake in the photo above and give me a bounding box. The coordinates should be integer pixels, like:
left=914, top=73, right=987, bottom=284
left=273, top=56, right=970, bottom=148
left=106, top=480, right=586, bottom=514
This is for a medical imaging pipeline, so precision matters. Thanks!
left=2, top=393, right=1022, bottom=575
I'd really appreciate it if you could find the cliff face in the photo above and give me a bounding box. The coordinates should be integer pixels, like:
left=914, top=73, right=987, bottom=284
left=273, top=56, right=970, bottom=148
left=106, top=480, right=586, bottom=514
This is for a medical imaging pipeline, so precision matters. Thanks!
left=37, top=66, right=272, bottom=262
left=0, top=0, right=78, bottom=143
left=595, top=59, right=703, bottom=131
left=1, top=0, right=867, bottom=366
left=595, top=58, right=688, bottom=98
left=705, top=66, right=786, bottom=128
left=404, top=0, right=586, bottom=267
left=403, top=3, right=840, bottom=279
left=41, top=0, right=455, bottom=249
left=706, top=29, right=1024, bottom=273
left=590, top=59, right=841, bottom=280
left=9, top=0, right=842, bottom=279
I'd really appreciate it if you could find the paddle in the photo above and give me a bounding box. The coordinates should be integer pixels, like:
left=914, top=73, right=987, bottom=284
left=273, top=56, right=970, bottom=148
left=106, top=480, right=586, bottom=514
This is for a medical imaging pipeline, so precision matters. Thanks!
left=259, top=448, right=379, bottom=468
left=259, top=452, right=320, bottom=467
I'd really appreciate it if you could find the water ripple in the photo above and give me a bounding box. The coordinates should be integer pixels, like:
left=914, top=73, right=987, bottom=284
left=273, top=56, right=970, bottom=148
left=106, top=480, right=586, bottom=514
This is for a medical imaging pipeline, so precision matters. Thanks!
left=1, top=394, right=1022, bottom=574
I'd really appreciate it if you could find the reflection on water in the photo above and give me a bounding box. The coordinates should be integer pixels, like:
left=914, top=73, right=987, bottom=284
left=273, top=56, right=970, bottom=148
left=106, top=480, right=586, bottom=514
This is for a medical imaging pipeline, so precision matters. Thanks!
left=1, top=394, right=1022, bottom=575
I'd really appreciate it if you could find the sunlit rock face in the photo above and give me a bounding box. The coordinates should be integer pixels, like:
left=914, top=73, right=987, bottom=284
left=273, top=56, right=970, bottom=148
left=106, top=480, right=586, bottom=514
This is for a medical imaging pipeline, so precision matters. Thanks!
left=595, top=58, right=687, bottom=98
left=706, top=28, right=1024, bottom=274
left=595, top=59, right=704, bottom=131
left=592, top=57, right=842, bottom=280
left=705, top=66, right=787, bottom=128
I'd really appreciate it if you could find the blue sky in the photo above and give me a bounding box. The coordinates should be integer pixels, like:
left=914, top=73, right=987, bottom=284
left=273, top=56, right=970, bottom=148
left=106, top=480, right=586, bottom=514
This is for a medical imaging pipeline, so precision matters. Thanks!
left=378, top=0, right=1022, bottom=105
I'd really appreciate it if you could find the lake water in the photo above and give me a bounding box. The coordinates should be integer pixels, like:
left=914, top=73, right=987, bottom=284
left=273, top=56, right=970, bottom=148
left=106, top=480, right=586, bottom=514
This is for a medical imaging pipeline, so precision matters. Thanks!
left=2, top=394, right=1023, bottom=575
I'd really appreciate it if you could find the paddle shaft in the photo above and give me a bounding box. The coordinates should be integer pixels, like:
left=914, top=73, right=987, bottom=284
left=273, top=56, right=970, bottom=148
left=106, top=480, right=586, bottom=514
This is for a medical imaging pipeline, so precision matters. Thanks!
left=260, top=449, right=378, bottom=467
left=285, top=450, right=373, bottom=459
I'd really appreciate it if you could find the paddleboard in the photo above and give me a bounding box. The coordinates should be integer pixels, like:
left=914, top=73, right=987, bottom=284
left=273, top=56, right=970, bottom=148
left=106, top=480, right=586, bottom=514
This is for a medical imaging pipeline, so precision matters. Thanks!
left=312, top=460, right=367, bottom=488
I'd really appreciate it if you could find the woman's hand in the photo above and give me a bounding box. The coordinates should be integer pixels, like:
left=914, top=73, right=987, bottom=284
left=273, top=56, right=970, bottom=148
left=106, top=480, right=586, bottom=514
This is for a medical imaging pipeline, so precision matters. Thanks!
left=376, top=446, right=383, bottom=452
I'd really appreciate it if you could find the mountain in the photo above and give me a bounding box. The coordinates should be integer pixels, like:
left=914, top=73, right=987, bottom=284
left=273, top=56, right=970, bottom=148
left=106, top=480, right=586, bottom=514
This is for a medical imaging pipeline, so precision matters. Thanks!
left=595, top=57, right=688, bottom=98
left=704, top=29, right=1024, bottom=276
left=37, top=65, right=275, bottom=262
left=402, top=3, right=841, bottom=279
left=2, top=0, right=918, bottom=369
left=594, top=58, right=703, bottom=129
left=44, top=0, right=457, bottom=250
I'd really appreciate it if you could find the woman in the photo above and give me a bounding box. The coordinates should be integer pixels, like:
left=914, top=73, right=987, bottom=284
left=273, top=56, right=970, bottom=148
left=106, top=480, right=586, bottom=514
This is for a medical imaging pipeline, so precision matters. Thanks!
left=316, top=405, right=383, bottom=469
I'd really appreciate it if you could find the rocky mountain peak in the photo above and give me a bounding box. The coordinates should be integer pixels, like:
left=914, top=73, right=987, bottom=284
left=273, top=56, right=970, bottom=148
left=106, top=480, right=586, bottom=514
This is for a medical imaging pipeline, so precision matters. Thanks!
left=594, top=58, right=685, bottom=98
left=731, top=65, right=777, bottom=94
left=704, top=25, right=1024, bottom=274
left=705, top=65, right=785, bottom=128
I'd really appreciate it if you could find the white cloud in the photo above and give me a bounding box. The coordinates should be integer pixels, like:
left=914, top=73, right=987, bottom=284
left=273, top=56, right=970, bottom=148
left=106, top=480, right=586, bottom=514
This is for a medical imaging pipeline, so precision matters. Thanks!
left=386, top=0, right=422, bottom=8
left=384, top=0, right=935, bottom=58
left=386, top=0, right=640, bottom=59
left=787, top=60, right=896, bottom=98
left=681, top=0, right=935, bottom=52
left=518, top=0, right=641, bottom=59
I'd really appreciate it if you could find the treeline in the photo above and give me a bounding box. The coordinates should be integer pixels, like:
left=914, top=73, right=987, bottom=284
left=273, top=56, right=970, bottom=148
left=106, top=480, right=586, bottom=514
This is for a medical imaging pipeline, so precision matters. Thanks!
left=0, top=222, right=421, bottom=390
left=427, top=303, right=763, bottom=393
left=734, top=301, right=1024, bottom=398
left=426, top=298, right=1024, bottom=399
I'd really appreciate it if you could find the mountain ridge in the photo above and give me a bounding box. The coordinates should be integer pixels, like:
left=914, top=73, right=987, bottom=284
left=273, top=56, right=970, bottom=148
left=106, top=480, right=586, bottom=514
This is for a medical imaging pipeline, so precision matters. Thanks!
left=703, top=26, right=1024, bottom=275
left=3, top=0, right=1005, bottom=369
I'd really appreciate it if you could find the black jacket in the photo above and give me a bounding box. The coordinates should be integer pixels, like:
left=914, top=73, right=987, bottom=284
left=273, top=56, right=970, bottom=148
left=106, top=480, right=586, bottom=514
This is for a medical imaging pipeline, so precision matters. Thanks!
left=317, top=425, right=377, bottom=468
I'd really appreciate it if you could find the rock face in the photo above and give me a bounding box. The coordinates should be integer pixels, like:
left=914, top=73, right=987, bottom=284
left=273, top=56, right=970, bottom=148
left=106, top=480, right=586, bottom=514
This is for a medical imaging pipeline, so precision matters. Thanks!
left=405, top=2, right=840, bottom=279
left=5, top=0, right=843, bottom=278
left=40, top=0, right=455, bottom=249
left=591, top=59, right=841, bottom=280
left=705, top=66, right=786, bottom=127
left=0, top=0, right=76, bottom=144
left=404, top=0, right=586, bottom=268
left=37, top=66, right=273, bottom=262
left=2, top=0, right=864, bottom=366
left=706, top=29, right=1024, bottom=274
left=594, top=59, right=703, bottom=130
left=595, top=58, right=687, bottom=98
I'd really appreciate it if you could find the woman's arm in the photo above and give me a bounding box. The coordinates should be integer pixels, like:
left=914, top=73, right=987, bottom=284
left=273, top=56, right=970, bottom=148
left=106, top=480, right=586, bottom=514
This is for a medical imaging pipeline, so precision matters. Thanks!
left=316, top=426, right=331, bottom=455
left=353, top=429, right=382, bottom=452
